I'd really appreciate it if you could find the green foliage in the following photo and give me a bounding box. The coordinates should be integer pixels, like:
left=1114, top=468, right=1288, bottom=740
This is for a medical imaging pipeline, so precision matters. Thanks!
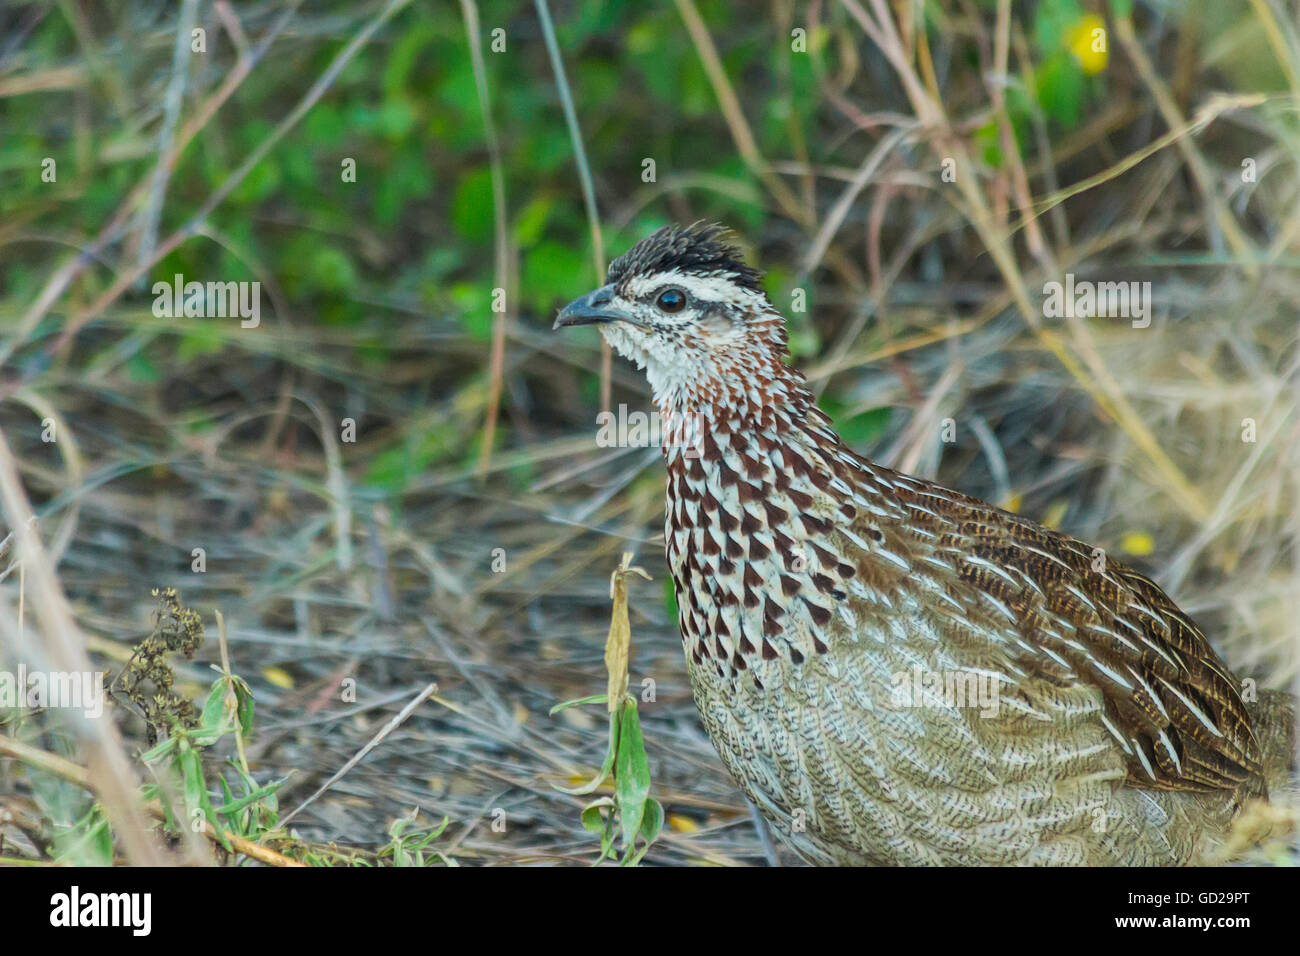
left=1036, top=51, right=1086, bottom=128
left=375, top=810, right=456, bottom=867
left=55, top=590, right=289, bottom=863
left=552, top=555, right=663, bottom=866
left=551, top=696, right=664, bottom=866
left=45, top=588, right=456, bottom=866
left=0, top=0, right=1256, bottom=483
left=54, top=804, right=115, bottom=866
left=366, top=428, right=455, bottom=493
left=661, top=574, right=679, bottom=619
left=817, top=398, right=892, bottom=448
left=1034, top=0, right=1085, bottom=50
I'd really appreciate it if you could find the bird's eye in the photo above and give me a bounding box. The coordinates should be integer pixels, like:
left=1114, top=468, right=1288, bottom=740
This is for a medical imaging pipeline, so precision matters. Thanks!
left=655, top=287, right=687, bottom=313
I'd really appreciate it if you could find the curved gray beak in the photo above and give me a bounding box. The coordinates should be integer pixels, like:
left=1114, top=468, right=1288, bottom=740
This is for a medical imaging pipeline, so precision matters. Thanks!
left=553, top=284, right=634, bottom=330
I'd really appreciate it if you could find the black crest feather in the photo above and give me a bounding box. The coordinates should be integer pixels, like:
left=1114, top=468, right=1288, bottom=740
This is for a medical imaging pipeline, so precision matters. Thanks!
left=607, top=222, right=762, bottom=291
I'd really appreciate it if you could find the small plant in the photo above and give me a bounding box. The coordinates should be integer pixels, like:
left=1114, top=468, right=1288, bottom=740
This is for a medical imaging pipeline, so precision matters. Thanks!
left=113, top=589, right=281, bottom=854
left=374, top=809, right=456, bottom=867
left=136, top=658, right=280, bottom=857
left=20, top=587, right=456, bottom=866
left=551, top=553, right=663, bottom=866
left=48, top=588, right=288, bottom=863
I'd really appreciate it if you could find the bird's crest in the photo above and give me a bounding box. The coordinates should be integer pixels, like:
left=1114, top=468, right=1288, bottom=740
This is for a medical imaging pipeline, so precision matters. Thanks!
left=606, top=222, right=763, bottom=291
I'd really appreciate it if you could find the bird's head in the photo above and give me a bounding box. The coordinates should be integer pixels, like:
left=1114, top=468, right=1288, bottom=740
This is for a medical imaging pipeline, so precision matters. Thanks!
left=553, top=222, right=793, bottom=412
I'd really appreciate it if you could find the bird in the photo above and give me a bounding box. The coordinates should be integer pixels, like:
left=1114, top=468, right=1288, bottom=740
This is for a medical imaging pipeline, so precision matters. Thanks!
left=553, top=221, right=1295, bottom=865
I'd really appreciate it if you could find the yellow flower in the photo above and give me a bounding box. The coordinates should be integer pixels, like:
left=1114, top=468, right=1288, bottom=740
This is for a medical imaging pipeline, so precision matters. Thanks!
left=262, top=665, right=295, bottom=689
left=1119, top=531, right=1155, bottom=557
left=1067, top=15, right=1109, bottom=75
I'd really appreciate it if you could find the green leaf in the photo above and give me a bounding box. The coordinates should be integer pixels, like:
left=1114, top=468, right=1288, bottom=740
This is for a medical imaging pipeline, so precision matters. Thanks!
left=521, top=241, right=589, bottom=312
left=229, top=156, right=282, bottom=206
left=549, top=693, right=608, bottom=715
left=638, top=797, right=664, bottom=844
left=213, top=776, right=288, bottom=818
left=181, top=745, right=231, bottom=852
left=1036, top=51, right=1085, bottom=127
left=451, top=168, right=494, bottom=242
left=176, top=320, right=224, bottom=363
left=513, top=195, right=553, bottom=247
left=383, top=21, right=435, bottom=101
left=615, top=698, right=651, bottom=851
left=624, top=797, right=664, bottom=866
left=364, top=423, right=458, bottom=493
left=374, top=150, right=434, bottom=227
left=178, top=747, right=208, bottom=837
left=307, top=245, right=359, bottom=295
left=55, top=805, right=114, bottom=866
left=580, top=798, right=616, bottom=864
left=975, top=120, right=1004, bottom=169
left=376, top=97, right=417, bottom=141
left=140, top=736, right=178, bottom=763
left=304, top=104, right=347, bottom=147
left=661, top=575, right=678, bottom=619
left=91, top=811, right=114, bottom=864
left=1033, top=0, right=1084, bottom=51
left=125, top=352, right=161, bottom=383
left=838, top=406, right=892, bottom=447
left=200, top=678, right=228, bottom=734
left=235, top=679, right=255, bottom=738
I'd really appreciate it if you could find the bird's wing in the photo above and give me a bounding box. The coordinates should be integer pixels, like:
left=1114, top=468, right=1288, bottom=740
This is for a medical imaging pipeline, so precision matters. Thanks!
left=857, top=461, right=1264, bottom=796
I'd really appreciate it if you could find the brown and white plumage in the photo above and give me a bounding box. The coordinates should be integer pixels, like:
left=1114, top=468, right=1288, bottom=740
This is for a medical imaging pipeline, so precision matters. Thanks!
left=555, top=222, right=1294, bottom=865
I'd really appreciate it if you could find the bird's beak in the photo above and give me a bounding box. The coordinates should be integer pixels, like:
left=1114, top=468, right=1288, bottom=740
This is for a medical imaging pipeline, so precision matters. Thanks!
left=553, top=285, right=633, bottom=330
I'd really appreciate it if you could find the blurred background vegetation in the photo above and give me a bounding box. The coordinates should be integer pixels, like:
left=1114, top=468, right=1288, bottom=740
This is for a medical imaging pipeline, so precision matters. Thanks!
left=0, top=0, right=1297, bottom=864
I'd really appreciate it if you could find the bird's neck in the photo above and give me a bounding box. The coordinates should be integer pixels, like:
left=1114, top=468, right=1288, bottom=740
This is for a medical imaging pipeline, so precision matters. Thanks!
left=654, top=350, right=835, bottom=468
left=657, top=345, right=863, bottom=690
left=651, top=329, right=815, bottom=426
